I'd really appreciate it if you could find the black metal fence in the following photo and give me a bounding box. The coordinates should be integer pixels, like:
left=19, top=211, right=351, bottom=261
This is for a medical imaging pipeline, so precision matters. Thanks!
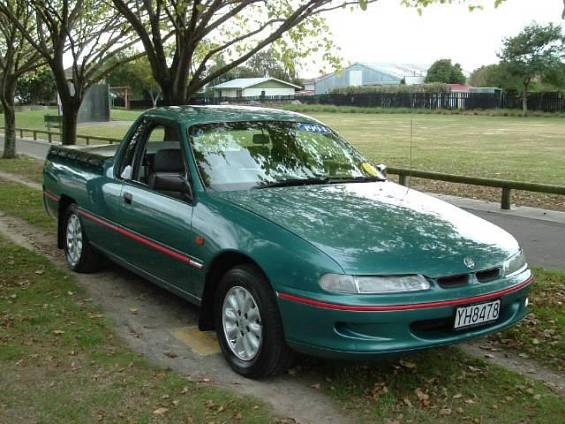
left=114, top=91, right=565, bottom=112
left=294, top=91, right=565, bottom=112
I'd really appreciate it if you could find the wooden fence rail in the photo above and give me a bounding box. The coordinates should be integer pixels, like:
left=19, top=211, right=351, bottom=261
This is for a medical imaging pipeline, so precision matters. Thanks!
left=0, top=127, right=121, bottom=145
left=387, top=167, right=565, bottom=210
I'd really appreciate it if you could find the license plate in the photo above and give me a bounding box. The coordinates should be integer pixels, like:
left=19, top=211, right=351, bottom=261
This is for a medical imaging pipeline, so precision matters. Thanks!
left=454, top=299, right=501, bottom=330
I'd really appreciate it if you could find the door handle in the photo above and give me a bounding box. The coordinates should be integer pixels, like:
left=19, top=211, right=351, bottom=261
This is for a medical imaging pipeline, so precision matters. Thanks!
left=123, top=192, right=133, bottom=205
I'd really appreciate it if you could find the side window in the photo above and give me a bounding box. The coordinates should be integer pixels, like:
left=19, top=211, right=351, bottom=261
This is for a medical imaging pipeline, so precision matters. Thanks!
left=119, top=120, right=148, bottom=179
left=119, top=121, right=191, bottom=200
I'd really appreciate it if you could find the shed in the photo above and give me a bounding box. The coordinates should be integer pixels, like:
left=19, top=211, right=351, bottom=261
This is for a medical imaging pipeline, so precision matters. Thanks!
left=212, top=77, right=302, bottom=98
left=315, top=62, right=427, bottom=94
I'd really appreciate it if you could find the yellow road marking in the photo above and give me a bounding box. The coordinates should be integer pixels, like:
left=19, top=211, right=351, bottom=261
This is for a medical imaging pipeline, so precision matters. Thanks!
left=172, top=326, right=220, bottom=356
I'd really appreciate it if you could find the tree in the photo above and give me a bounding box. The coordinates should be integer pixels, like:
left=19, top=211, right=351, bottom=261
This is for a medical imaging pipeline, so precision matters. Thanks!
left=425, top=59, right=466, bottom=84
left=16, top=66, right=57, bottom=105
left=246, top=47, right=302, bottom=85
left=0, top=0, right=141, bottom=145
left=498, top=22, right=565, bottom=115
left=0, top=1, right=43, bottom=158
left=469, top=64, right=498, bottom=87
left=110, top=0, right=378, bottom=106
left=108, top=56, right=163, bottom=107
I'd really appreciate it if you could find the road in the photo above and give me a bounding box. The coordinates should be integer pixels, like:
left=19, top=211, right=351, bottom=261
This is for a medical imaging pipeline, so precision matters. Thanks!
left=2, top=135, right=564, bottom=270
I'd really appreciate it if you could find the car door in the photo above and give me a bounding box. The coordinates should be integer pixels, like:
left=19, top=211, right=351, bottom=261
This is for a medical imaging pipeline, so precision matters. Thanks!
left=114, top=118, right=204, bottom=300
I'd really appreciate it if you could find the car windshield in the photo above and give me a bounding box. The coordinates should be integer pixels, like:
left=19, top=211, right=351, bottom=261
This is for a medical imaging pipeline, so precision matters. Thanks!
left=189, top=121, right=384, bottom=191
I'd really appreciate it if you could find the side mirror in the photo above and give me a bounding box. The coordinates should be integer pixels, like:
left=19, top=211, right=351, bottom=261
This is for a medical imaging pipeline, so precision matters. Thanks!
left=376, top=164, right=387, bottom=178
left=152, top=174, right=193, bottom=199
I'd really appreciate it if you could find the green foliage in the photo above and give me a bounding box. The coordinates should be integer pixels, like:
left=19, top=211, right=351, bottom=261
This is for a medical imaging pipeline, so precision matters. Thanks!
left=425, top=59, right=466, bottom=84
left=469, top=64, right=499, bottom=87
left=107, top=55, right=161, bottom=105
left=469, top=63, right=523, bottom=91
left=331, top=83, right=451, bottom=95
left=542, top=62, right=565, bottom=90
left=498, top=22, right=565, bottom=113
left=15, top=66, right=56, bottom=104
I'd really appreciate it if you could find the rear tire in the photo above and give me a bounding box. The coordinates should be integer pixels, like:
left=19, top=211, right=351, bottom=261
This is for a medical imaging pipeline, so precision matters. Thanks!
left=214, top=265, right=293, bottom=378
left=63, top=205, right=102, bottom=273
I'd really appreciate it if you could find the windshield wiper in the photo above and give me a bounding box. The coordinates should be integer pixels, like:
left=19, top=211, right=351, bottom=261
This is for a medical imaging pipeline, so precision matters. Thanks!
left=326, top=176, right=385, bottom=184
left=254, top=177, right=329, bottom=189
left=255, top=175, right=385, bottom=189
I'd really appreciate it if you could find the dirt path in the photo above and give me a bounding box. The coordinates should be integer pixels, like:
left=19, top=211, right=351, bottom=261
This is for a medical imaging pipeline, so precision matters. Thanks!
left=0, top=170, right=42, bottom=190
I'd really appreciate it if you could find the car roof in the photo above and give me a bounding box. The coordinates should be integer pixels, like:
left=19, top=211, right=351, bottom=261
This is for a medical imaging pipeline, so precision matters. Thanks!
left=141, top=105, right=321, bottom=127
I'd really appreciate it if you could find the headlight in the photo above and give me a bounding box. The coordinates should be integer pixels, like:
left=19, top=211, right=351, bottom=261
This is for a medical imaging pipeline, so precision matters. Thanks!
left=504, top=250, right=528, bottom=276
left=319, top=274, right=430, bottom=294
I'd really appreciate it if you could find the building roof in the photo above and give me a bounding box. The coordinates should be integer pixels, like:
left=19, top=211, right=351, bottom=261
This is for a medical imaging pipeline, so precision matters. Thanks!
left=357, top=62, right=428, bottom=79
left=450, top=84, right=472, bottom=92
left=213, top=77, right=302, bottom=90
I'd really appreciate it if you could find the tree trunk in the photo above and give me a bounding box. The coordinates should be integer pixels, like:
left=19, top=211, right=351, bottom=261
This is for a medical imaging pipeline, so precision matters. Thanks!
left=521, top=80, right=529, bottom=117
left=1, top=81, right=18, bottom=159
left=61, top=104, right=79, bottom=146
left=521, top=94, right=528, bottom=117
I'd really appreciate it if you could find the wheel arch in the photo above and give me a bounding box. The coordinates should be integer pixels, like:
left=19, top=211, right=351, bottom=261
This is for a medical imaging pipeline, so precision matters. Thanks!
left=57, top=195, right=76, bottom=249
left=198, top=251, right=270, bottom=331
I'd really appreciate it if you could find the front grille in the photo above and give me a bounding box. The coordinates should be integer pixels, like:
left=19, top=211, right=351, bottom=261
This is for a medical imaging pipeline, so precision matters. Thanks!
left=435, top=266, right=502, bottom=289
left=436, top=273, right=469, bottom=288
left=477, top=267, right=501, bottom=283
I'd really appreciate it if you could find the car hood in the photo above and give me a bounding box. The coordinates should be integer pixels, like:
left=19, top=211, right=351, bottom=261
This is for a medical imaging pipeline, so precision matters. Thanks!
left=214, top=182, right=519, bottom=277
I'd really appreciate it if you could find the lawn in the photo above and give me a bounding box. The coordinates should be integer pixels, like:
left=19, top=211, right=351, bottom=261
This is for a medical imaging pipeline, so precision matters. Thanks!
left=308, top=112, right=565, bottom=186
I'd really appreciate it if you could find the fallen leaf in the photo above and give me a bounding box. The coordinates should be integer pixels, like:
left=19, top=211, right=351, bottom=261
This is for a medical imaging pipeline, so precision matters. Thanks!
left=164, top=352, right=178, bottom=358
left=53, top=330, right=65, bottom=335
left=402, top=397, right=413, bottom=408
left=399, top=359, right=416, bottom=369
left=205, top=399, right=215, bottom=409
left=129, top=308, right=138, bottom=314
left=180, top=386, right=189, bottom=394
left=170, top=400, right=180, bottom=408
left=414, top=388, right=429, bottom=401
left=440, top=408, right=452, bottom=416
left=310, top=383, right=321, bottom=390
left=153, top=407, right=168, bottom=415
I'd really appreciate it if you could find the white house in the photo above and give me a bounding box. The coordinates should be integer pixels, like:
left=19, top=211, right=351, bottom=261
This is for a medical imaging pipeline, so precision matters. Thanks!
left=212, top=77, right=302, bottom=98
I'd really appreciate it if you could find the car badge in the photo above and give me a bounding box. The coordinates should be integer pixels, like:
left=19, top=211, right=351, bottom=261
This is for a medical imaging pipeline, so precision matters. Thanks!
left=463, top=257, right=475, bottom=269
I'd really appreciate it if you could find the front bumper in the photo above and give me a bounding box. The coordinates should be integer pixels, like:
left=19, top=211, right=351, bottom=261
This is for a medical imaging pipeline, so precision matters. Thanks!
left=277, top=270, right=533, bottom=360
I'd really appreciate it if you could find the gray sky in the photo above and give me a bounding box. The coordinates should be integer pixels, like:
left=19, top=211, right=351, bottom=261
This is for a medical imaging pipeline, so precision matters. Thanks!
left=313, top=0, right=563, bottom=76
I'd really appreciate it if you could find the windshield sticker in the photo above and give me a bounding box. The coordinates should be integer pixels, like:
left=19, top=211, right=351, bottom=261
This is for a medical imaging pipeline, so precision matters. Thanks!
left=362, top=162, right=379, bottom=177
left=298, top=123, right=332, bottom=134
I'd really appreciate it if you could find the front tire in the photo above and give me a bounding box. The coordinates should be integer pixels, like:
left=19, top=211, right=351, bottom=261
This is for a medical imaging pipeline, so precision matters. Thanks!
left=64, top=205, right=102, bottom=273
left=214, top=265, right=293, bottom=378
